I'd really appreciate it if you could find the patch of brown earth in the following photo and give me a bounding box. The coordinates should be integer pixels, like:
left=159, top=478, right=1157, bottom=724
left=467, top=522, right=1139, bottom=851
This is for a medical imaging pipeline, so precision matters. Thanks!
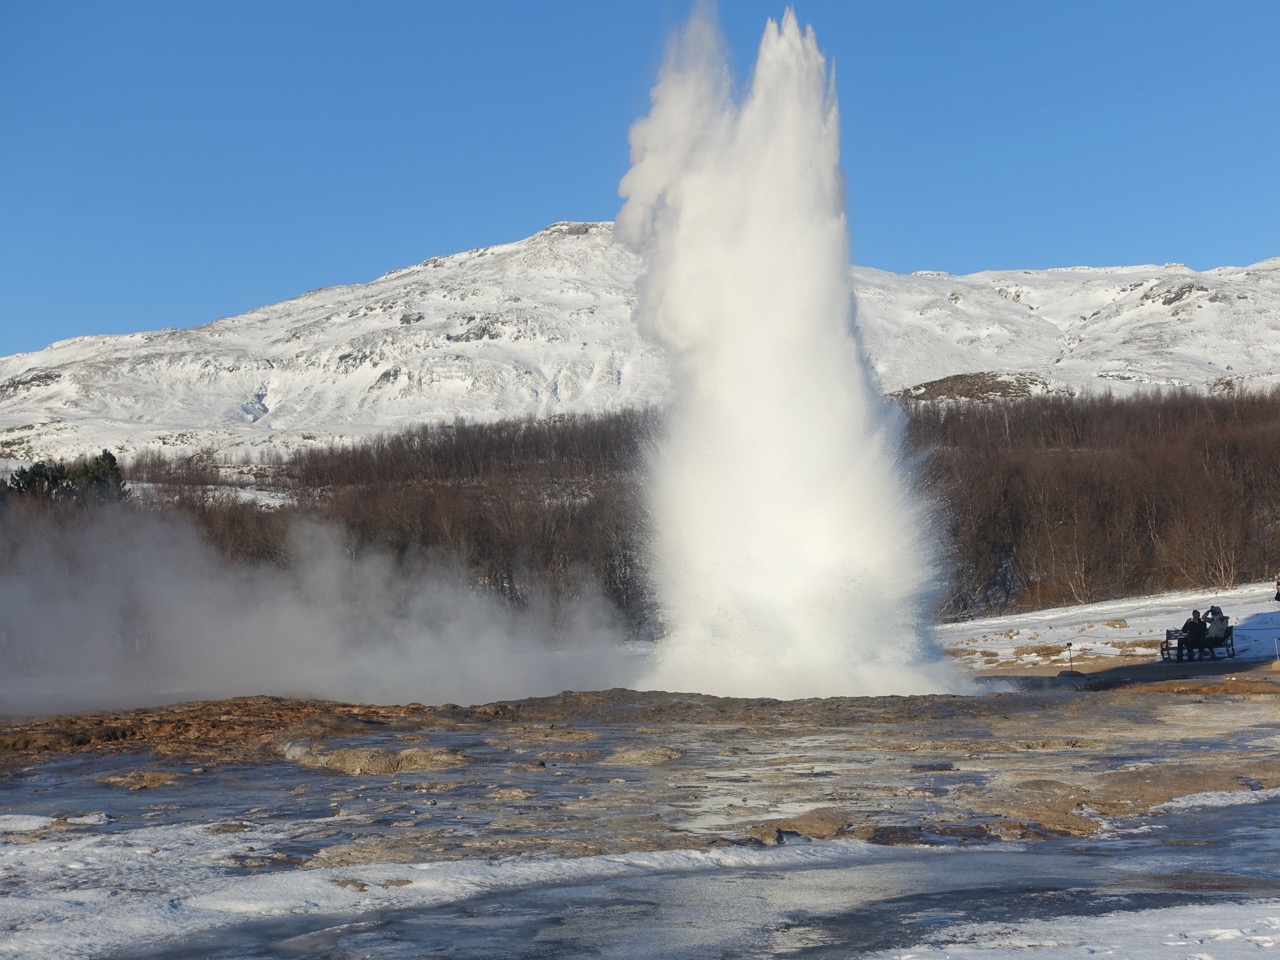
left=0, top=696, right=440, bottom=771
left=284, top=744, right=470, bottom=776
left=602, top=746, right=685, bottom=765
left=95, top=769, right=185, bottom=790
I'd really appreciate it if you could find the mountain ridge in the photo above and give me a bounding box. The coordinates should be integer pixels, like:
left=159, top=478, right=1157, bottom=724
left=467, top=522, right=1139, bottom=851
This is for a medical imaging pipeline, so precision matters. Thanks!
left=2, top=222, right=1277, bottom=463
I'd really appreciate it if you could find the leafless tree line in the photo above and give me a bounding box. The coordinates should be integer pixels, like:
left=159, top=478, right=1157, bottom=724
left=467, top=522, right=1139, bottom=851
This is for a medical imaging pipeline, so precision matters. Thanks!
left=12, top=392, right=1275, bottom=625
left=905, top=389, right=1280, bottom=615
left=122, top=410, right=659, bottom=628
left=285, top=410, right=655, bottom=489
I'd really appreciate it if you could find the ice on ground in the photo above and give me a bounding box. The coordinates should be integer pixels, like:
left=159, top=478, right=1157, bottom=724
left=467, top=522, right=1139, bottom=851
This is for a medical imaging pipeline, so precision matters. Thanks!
left=4, top=805, right=1280, bottom=958
left=0, top=815, right=54, bottom=833
left=936, top=579, right=1280, bottom=671
left=871, top=901, right=1280, bottom=959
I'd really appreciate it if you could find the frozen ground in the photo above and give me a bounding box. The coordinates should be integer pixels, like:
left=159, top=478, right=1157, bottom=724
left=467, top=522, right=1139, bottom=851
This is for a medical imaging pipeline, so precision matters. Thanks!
left=3, top=783, right=1280, bottom=958
left=2, top=795, right=1280, bottom=959
left=936, top=579, right=1280, bottom=673
left=3, top=583, right=1280, bottom=958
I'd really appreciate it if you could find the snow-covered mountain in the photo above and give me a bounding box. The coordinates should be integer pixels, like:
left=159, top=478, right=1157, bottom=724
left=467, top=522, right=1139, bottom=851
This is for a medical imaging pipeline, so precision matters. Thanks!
left=2, top=221, right=1278, bottom=463
left=858, top=257, right=1280, bottom=401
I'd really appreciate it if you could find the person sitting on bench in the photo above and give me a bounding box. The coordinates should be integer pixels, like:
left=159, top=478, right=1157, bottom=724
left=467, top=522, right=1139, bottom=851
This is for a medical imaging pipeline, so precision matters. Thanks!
left=1178, top=609, right=1209, bottom=662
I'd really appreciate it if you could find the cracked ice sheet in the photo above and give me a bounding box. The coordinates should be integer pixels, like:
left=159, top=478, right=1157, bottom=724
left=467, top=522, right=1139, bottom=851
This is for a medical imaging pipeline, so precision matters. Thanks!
left=3, top=808, right=1280, bottom=960
left=0, top=819, right=940, bottom=959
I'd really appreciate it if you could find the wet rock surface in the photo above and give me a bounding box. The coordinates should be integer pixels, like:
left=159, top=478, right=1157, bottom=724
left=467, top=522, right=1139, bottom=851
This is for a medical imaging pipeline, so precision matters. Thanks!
left=3, top=666, right=1280, bottom=865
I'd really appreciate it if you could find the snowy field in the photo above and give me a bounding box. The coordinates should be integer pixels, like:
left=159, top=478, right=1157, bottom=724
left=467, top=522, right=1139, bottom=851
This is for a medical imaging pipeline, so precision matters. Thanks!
left=3, top=583, right=1280, bottom=958
left=936, top=579, right=1280, bottom=674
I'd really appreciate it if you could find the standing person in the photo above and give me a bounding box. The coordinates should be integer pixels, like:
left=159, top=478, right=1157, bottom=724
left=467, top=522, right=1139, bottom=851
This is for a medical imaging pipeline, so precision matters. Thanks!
left=1274, top=576, right=1279, bottom=602
left=1178, top=610, right=1208, bottom=662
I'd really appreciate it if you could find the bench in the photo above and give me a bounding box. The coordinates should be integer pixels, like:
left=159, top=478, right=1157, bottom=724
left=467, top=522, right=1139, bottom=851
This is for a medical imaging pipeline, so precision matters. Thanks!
left=1161, top=626, right=1235, bottom=662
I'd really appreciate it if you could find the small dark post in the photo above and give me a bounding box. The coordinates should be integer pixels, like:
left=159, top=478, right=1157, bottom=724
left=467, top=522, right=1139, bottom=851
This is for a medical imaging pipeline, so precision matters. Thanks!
left=1066, top=642, right=1073, bottom=670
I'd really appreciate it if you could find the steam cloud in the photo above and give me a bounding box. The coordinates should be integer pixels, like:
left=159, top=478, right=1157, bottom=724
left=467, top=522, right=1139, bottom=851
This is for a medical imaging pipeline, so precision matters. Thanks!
left=0, top=509, right=640, bottom=716
left=618, top=8, right=966, bottom=697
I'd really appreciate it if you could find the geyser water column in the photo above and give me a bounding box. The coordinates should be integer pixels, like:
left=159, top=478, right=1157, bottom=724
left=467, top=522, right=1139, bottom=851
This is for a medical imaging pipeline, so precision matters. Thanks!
left=618, top=8, right=964, bottom=698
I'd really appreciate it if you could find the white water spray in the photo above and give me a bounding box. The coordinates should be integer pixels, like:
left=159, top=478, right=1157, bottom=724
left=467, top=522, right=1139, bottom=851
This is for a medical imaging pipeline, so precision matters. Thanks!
left=618, top=8, right=964, bottom=697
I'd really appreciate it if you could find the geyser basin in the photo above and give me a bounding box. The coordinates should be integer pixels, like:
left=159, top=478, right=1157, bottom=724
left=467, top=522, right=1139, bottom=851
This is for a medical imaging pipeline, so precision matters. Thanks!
left=618, top=8, right=962, bottom=697
left=0, top=8, right=966, bottom=716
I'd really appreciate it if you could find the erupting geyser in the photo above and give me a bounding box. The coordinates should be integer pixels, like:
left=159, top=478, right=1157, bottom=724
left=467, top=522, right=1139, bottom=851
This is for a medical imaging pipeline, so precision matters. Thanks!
left=618, top=8, right=965, bottom=697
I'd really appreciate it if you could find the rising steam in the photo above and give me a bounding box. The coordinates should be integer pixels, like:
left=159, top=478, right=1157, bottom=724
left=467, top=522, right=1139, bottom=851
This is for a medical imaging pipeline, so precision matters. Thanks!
left=0, top=509, right=640, bottom=716
left=618, top=8, right=964, bottom=697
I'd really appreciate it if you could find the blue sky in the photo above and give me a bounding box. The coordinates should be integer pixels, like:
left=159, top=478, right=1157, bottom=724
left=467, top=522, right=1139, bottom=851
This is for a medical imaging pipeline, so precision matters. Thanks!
left=2, top=1, right=1277, bottom=357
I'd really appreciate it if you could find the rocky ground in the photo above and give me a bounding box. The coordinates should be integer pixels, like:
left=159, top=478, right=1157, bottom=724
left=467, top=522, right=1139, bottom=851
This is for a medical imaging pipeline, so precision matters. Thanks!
left=4, top=657, right=1280, bottom=868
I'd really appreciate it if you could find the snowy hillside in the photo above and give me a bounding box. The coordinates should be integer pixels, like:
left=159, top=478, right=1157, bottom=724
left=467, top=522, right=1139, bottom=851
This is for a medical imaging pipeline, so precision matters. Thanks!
left=0, top=224, right=665, bottom=463
left=1, top=221, right=1278, bottom=462
left=861, top=258, right=1280, bottom=400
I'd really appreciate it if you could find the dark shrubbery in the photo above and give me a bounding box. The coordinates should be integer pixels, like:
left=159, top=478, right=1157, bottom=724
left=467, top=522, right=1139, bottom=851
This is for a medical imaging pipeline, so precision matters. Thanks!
left=7, top=450, right=126, bottom=505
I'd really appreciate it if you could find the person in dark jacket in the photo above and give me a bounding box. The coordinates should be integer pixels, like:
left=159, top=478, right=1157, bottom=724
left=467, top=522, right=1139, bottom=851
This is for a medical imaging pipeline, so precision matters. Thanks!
left=1178, top=609, right=1209, bottom=661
